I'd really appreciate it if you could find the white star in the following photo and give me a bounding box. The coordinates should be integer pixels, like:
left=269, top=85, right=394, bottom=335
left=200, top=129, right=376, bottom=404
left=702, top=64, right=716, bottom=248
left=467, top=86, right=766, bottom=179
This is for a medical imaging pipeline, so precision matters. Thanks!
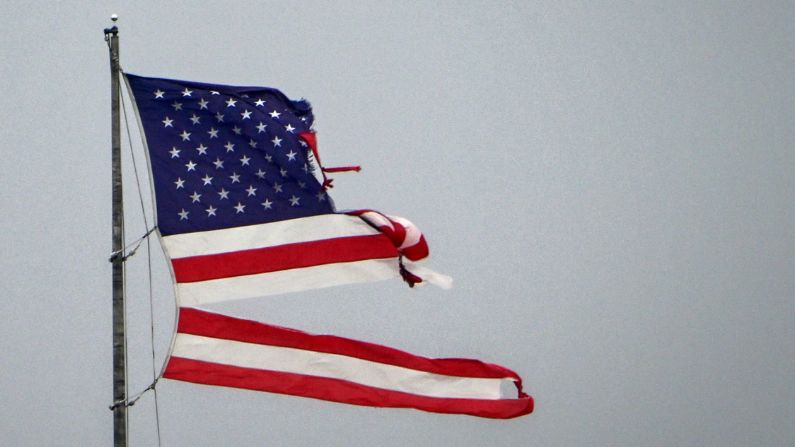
left=210, top=90, right=220, bottom=95
left=298, top=181, right=307, bottom=189
left=255, top=169, right=266, bottom=179
left=285, top=124, right=295, bottom=133
left=272, top=136, right=282, bottom=147
left=234, top=202, right=246, bottom=214
left=264, top=154, right=273, bottom=163
left=185, top=160, right=197, bottom=171
left=169, top=147, right=181, bottom=158
left=254, top=98, right=266, bottom=107
left=256, top=122, right=267, bottom=133
left=198, top=98, right=209, bottom=109
left=246, top=185, right=257, bottom=196
left=316, top=191, right=326, bottom=202
left=195, top=144, right=208, bottom=155
left=240, top=155, right=251, bottom=166
left=180, top=130, right=191, bottom=141
left=270, top=110, right=281, bottom=119
left=224, top=142, right=235, bottom=152
left=178, top=209, right=189, bottom=220
left=181, top=88, right=193, bottom=97
left=289, top=195, right=300, bottom=206
left=172, top=101, right=183, bottom=111
left=229, top=172, right=241, bottom=183
left=174, top=177, right=185, bottom=189
left=299, top=140, right=307, bottom=147
left=248, top=139, right=257, bottom=149
left=226, top=98, right=237, bottom=108
left=280, top=168, right=288, bottom=177
left=213, top=158, right=225, bottom=169
left=285, top=150, right=297, bottom=161
left=261, top=198, right=273, bottom=209
left=189, top=114, right=201, bottom=125
left=215, top=112, right=225, bottom=122
left=190, top=191, right=202, bottom=203
left=232, top=126, right=242, bottom=135
left=272, top=182, right=283, bottom=193
left=207, top=127, right=219, bottom=138
left=217, top=188, right=230, bottom=199
left=201, top=174, right=214, bottom=185
left=302, top=163, right=309, bottom=173
left=154, top=89, right=165, bottom=99
left=205, top=205, right=217, bottom=217
left=241, top=110, right=252, bottom=120
left=162, top=117, right=174, bottom=127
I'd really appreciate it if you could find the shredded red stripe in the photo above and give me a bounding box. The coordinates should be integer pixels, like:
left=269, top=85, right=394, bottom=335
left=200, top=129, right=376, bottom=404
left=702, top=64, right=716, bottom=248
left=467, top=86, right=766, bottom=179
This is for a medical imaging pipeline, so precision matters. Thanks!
left=172, top=234, right=398, bottom=283
left=164, top=357, right=533, bottom=419
left=176, top=307, right=522, bottom=379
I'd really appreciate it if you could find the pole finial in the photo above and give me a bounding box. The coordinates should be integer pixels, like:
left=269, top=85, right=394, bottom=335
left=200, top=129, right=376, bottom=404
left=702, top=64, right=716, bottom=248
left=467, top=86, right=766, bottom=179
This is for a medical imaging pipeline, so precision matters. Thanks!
left=104, top=14, right=119, bottom=36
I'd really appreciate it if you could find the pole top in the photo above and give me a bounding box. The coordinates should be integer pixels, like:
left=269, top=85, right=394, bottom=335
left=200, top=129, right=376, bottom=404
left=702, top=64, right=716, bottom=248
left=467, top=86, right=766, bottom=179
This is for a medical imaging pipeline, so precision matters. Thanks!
left=104, top=14, right=119, bottom=36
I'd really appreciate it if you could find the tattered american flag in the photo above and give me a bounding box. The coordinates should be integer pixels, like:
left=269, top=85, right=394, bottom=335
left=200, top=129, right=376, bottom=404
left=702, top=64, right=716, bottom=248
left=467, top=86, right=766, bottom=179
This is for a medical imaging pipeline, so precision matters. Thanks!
left=125, top=73, right=532, bottom=419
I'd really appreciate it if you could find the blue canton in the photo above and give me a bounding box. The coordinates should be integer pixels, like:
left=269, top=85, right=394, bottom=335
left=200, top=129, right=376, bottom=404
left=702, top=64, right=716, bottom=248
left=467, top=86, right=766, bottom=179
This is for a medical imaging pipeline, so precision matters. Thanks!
left=126, top=74, right=334, bottom=236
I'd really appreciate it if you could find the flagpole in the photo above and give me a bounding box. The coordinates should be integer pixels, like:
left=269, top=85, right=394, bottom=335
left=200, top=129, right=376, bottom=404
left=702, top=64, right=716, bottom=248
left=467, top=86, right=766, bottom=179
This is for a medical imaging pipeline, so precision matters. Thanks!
left=105, top=16, right=127, bottom=447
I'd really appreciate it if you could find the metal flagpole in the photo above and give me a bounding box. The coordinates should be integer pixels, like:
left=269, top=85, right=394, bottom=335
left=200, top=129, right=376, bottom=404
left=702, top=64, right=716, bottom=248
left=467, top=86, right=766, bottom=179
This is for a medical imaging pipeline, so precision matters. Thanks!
left=104, top=15, right=127, bottom=447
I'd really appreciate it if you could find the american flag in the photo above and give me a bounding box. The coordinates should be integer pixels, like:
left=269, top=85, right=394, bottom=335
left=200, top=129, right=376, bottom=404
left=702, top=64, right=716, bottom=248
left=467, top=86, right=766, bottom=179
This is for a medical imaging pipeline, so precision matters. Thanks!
left=124, top=74, right=533, bottom=419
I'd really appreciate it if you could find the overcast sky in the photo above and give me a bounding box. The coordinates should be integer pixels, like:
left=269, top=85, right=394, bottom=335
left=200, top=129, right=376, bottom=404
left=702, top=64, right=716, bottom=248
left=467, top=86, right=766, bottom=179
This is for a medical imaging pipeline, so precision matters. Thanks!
left=1, top=1, right=794, bottom=446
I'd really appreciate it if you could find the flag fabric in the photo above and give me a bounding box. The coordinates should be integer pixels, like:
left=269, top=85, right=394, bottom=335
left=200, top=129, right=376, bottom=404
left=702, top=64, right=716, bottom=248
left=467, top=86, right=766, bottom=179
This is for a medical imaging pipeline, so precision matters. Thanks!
left=125, top=73, right=531, bottom=418
left=165, top=307, right=534, bottom=419
left=124, top=73, right=450, bottom=304
left=163, top=211, right=450, bottom=306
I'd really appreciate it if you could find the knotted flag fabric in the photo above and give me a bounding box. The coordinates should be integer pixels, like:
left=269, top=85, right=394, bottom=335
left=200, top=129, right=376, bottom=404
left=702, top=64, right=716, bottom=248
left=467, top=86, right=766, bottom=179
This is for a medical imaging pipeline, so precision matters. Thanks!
left=125, top=73, right=531, bottom=418
left=165, top=307, right=534, bottom=419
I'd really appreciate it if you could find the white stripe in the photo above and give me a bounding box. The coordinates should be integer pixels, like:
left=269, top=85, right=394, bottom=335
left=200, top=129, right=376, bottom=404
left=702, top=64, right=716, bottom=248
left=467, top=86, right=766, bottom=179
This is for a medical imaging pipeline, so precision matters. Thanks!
left=172, top=333, right=506, bottom=400
left=359, top=211, right=394, bottom=231
left=403, top=262, right=454, bottom=289
left=176, top=259, right=400, bottom=306
left=162, top=214, right=379, bottom=259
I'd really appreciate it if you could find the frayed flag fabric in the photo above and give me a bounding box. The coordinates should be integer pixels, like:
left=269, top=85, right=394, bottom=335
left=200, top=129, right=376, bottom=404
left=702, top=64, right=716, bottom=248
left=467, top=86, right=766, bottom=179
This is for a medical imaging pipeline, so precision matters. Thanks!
left=165, top=307, right=534, bottom=419
left=163, top=211, right=450, bottom=306
left=125, top=73, right=531, bottom=418
left=124, top=73, right=450, bottom=303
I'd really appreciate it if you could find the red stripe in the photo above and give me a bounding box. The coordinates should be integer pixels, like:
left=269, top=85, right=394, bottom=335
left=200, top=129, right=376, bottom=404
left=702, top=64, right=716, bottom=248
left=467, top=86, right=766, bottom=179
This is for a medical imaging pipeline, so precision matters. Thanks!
left=401, top=234, right=429, bottom=261
left=322, top=165, right=361, bottom=173
left=164, top=357, right=534, bottom=419
left=172, top=234, right=398, bottom=283
left=177, top=307, right=523, bottom=380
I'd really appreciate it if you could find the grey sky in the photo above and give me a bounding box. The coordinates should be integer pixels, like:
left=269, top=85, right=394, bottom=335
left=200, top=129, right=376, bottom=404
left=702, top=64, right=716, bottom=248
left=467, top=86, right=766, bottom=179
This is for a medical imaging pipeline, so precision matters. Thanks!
left=1, top=1, right=793, bottom=446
